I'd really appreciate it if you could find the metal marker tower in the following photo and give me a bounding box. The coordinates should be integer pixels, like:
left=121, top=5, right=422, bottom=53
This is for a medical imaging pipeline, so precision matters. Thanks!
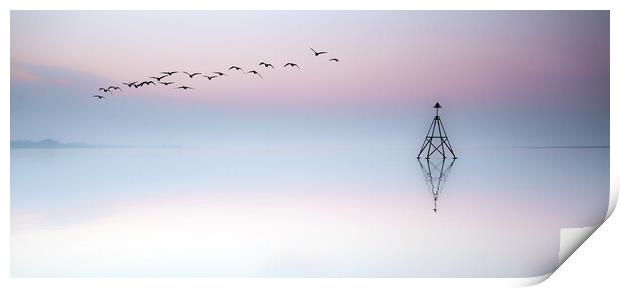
left=417, top=102, right=457, bottom=159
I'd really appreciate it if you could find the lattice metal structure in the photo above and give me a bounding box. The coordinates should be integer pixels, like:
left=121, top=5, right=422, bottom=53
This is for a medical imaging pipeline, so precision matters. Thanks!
left=418, top=158, right=455, bottom=214
left=416, top=102, right=457, bottom=159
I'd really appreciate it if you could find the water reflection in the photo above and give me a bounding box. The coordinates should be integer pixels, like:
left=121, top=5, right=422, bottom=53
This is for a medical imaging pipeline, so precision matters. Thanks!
left=10, top=147, right=609, bottom=277
left=417, top=158, right=456, bottom=214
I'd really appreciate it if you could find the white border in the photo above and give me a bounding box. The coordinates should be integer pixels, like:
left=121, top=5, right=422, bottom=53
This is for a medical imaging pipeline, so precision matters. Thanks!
left=2, top=1, right=617, bottom=287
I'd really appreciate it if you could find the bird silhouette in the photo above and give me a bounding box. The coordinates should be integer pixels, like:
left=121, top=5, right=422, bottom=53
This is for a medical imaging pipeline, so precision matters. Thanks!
left=135, top=81, right=156, bottom=88
left=150, top=75, right=168, bottom=81
left=176, top=86, right=194, bottom=90
left=122, top=81, right=138, bottom=88
left=91, top=46, right=343, bottom=103
left=310, top=47, right=327, bottom=56
left=259, top=62, right=275, bottom=69
left=284, top=62, right=301, bottom=69
left=183, top=71, right=202, bottom=78
left=246, top=70, right=263, bottom=78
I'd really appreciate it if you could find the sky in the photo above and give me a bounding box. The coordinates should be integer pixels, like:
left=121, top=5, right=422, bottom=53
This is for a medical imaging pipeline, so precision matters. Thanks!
left=10, top=11, right=609, bottom=147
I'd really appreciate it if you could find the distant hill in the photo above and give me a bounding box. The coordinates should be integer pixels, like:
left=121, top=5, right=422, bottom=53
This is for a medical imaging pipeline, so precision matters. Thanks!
left=11, top=139, right=96, bottom=149
left=10, top=139, right=179, bottom=149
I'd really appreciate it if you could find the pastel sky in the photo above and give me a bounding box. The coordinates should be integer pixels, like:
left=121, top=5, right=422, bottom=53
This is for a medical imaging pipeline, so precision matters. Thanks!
left=11, top=11, right=609, bottom=147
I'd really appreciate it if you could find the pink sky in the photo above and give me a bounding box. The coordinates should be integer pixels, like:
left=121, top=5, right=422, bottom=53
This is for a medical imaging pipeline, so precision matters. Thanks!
left=11, top=11, right=609, bottom=106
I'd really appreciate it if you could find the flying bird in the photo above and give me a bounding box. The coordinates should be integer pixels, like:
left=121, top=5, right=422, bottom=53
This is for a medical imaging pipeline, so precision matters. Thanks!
left=159, top=81, right=175, bottom=86
left=284, top=62, right=301, bottom=69
left=135, top=81, right=156, bottom=88
left=246, top=70, right=263, bottom=78
left=329, top=58, right=339, bottom=62
left=204, top=75, right=218, bottom=80
left=213, top=72, right=227, bottom=76
left=150, top=75, right=168, bottom=81
left=176, top=86, right=194, bottom=90
left=123, top=81, right=138, bottom=88
left=92, top=95, right=105, bottom=99
left=183, top=71, right=202, bottom=78
left=259, top=62, right=275, bottom=69
left=161, top=71, right=178, bottom=76
left=310, top=47, right=327, bottom=56
left=229, top=66, right=243, bottom=71
left=98, top=87, right=112, bottom=93
left=108, top=85, right=122, bottom=91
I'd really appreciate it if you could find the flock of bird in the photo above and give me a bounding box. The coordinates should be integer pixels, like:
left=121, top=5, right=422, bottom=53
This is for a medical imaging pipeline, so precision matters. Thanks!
left=91, top=47, right=339, bottom=100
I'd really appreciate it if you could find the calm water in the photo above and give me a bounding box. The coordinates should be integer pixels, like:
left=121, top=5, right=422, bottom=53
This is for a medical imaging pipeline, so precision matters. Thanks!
left=11, top=145, right=609, bottom=277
